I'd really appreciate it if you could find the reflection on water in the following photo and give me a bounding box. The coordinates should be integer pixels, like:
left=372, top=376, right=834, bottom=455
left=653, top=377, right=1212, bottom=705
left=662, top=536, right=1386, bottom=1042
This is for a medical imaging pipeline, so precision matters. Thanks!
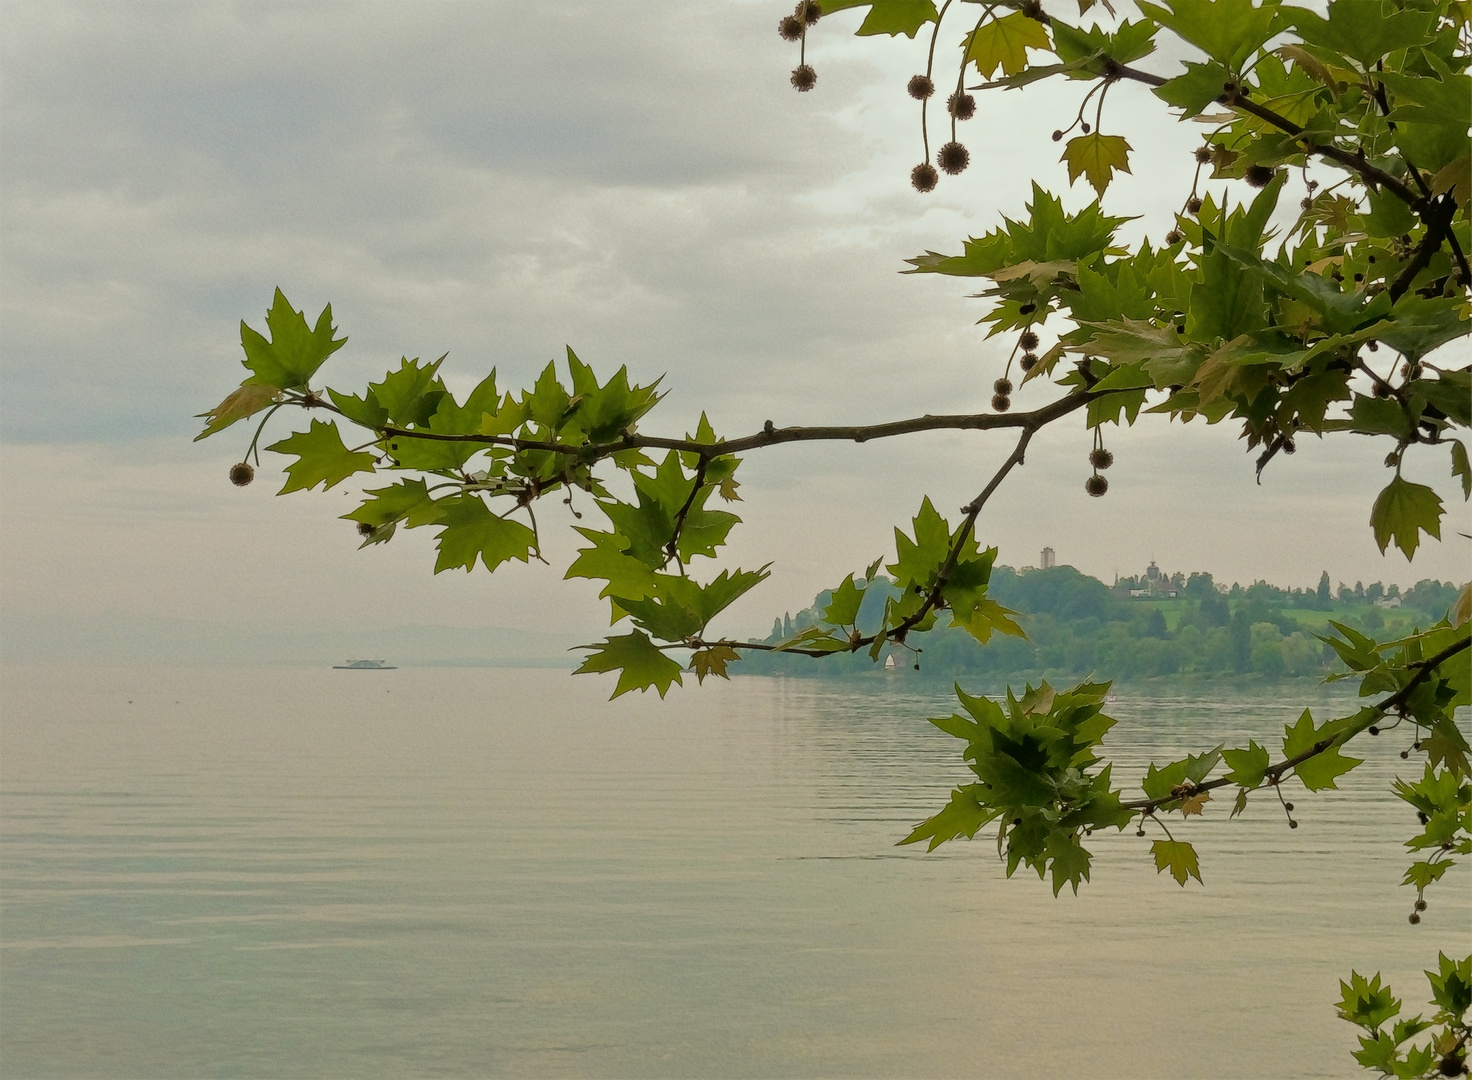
left=1, top=666, right=1465, bottom=1078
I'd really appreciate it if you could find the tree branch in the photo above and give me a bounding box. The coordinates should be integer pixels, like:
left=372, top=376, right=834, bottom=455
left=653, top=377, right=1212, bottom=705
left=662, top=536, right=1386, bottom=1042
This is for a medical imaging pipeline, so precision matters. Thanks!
left=377, top=386, right=1104, bottom=459
left=674, top=392, right=1091, bottom=661
left=1118, top=633, right=1472, bottom=813
left=1107, top=61, right=1422, bottom=207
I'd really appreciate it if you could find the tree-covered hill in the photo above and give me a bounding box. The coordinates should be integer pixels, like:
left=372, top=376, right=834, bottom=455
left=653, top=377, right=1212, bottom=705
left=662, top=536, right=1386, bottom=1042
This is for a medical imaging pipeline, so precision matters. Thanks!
left=745, top=566, right=1463, bottom=683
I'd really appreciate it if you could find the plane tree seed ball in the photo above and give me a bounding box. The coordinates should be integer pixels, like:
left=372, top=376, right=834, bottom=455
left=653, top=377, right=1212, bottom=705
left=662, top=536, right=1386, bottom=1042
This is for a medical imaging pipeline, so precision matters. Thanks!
left=907, top=75, right=935, bottom=100
left=937, top=141, right=969, bottom=175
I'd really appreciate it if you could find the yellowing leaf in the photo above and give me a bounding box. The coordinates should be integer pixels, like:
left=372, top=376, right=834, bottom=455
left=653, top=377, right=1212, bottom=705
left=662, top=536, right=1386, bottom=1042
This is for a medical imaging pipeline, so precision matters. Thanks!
left=690, top=645, right=740, bottom=683
left=965, top=12, right=1052, bottom=79
left=1060, top=132, right=1132, bottom=196
left=1179, top=789, right=1212, bottom=817
left=195, top=383, right=280, bottom=441
left=1151, top=839, right=1202, bottom=886
left=1432, top=153, right=1472, bottom=210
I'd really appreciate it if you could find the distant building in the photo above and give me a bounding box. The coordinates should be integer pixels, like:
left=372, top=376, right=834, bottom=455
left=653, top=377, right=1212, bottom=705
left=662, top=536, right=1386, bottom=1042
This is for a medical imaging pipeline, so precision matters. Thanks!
left=1125, top=560, right=1179, bottom=598
left=1040, top=547, right=1056, bottom=569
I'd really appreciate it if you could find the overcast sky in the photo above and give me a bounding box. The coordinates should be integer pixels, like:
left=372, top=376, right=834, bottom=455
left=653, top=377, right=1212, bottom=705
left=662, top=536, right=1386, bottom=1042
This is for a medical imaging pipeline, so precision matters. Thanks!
left=2, top=0, right=1467, bottom=659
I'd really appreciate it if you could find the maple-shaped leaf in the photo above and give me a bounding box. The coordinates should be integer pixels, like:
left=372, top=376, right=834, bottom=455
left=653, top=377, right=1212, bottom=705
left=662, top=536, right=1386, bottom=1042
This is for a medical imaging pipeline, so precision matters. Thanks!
left=574, top=630, right=684, bottom=699
left=1289, top=2, right=1433, bottom=65
left=1179, top=789, right=1211, bottom=817
left=1337, top=971, right=1401, bottom=1031
left=266, top=419, right=376, bottom=494
left=240, top=289, right=346, bottom=390
left=343, top=478, right=447, bottom=531
left=1230, top=787, right=1249, bottom=818
left=966, top=11, right=1052, bottom=78
left=824, top=0, right=938, bottom=38
left=949, top=596, right=1027, bottom=645
left=1152, top=59, right=1231, bottom=117
left=1421, top=717, right=1471, bottom=778
left=1151, top=839, right=1202, bottom=886
left=1045, top=832, right=1093, bottom=896
left=432, top=495, right=537, bottom=574
left=900, top=785, right=996, bottom=850
left=195, top=383, right=280, bottom=441
left=1282, top=709, right=1362, bottom=791
left=888, top=497, right=954, bottom=590
left=565, top=528, right=659, bottom=602
left=690, top=645, right=740, bottom=683
left=822, top=574, right=866, bottom=627
left=1061, top=133, right=1132, bottom=196
left=1370, top=476, right=1444, bottom=560
left=1223, top=740, right=1269, bottom=788
left=1137, top=0, right=1280, bottom=71
left=1402, top=860, right=1454, bottom=891
left=1141, top=748, right=1221, bottom=801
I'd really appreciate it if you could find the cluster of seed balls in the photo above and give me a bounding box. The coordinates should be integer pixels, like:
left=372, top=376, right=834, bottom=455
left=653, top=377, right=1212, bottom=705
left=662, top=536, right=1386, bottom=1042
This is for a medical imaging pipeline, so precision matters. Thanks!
left=905, top=75, right=975, bottom=192
left=778, top=1, right=822, bottom=90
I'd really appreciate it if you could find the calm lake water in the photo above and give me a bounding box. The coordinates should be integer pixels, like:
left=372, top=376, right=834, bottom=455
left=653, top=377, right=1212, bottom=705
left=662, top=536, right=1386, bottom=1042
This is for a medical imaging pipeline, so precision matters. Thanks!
left=1, top=665, right=1467, bottom=1078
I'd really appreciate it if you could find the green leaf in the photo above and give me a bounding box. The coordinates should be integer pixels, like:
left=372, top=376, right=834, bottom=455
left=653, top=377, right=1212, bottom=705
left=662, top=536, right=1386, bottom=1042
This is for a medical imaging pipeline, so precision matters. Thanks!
left=1289, top=3, right=1434, bottom=66
left=239, top=289, right=346, bottom=391
left=900, top=785, right=996, bottom=850
left=888, top=497, right=952, bottom=589
left=824, top=0, right=937, bottom=37
left=965, top=12, right=1052, bottom=78
left=1152, top=59, right=1231, bottom=118
left=1401, top=860, right=1453, bottom=890
left=1370, top=476, right=1444, bottom=560
left=1060, top=132, right=1132, bottom=197
left=1137, top=0, right=1280, bottom=71
left=1337, top=970, right=1401, bottom=1031
left=432, top=495, right=537, bottom=573
left=566, top=528, right=659, bottom=602
left=1450, top=441, right=1471, bottom=500
left=823, top=574, right=866, bottom=627
left=904, top=184, right=1129, bottom=277
left=574, top=630, right=684, bottom=699
left=1282, top=708, right=1362, bottom=791
left=343, top=477, right=447, bottom=530
left=327, top=387, right=389, bottom=430
left=1051, top=17, right=1157, bottom=72
left=1142, top=748, right=1222, bottom=801
left=1223, top=740, right=1270, bottom=788
left=1426, top=953, right=1472, bottom=1017
left=266, top=419, right=376, bottom=494
left=195, top=383, right=280, bottom=441
left=1150, top=839, right=1202, bottom=886
left=1046, top=832, right=1093, bottom=896
left=370, top=356, right=447, bottom=428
